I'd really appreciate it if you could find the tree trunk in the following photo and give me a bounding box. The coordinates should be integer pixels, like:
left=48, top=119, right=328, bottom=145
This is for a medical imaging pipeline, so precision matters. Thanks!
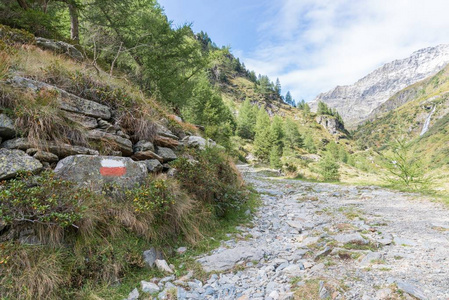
left=67, top=2, right=80, bottom=44
left=16, top=0, right=29, bottom=10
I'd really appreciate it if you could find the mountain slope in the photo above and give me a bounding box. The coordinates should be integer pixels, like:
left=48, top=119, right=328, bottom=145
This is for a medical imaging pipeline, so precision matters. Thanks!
left=311, top=45, right=449, bottom=128
left=354, top=63, right=449, bottom=171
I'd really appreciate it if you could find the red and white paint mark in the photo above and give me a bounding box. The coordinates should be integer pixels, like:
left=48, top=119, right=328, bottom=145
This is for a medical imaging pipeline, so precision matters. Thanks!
left=100, top=159, right=127, bottom=177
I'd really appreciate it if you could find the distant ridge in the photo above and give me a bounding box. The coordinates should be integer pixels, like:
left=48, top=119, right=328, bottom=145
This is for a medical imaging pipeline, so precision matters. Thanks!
left=310, top=44, right=449, bottom=128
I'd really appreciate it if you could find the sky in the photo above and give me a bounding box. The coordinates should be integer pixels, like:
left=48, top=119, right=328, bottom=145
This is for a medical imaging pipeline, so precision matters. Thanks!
left=158, top=0, right=449, bottom=102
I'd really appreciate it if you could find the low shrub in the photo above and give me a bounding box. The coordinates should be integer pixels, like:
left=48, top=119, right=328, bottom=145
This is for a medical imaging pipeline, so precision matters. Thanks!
left=172, top=147, right=246, bottom=217
left=0, top=172, right=95, bottom=241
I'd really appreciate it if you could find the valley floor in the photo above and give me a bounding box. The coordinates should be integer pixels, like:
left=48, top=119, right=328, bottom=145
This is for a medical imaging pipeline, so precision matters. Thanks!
left=133, top=165, right=449, bottom=299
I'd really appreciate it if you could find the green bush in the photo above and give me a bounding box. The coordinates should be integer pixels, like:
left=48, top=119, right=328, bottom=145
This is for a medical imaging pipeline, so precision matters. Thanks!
left=0, top=171, right=91, bottom=229
left=171, top=147, right=246, bottom=217
left=126, top=179, right=175, bottom=217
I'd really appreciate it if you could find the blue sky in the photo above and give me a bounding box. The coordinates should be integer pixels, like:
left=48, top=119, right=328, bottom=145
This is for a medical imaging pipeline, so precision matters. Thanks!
left=159, top=0, right=449, bottom=102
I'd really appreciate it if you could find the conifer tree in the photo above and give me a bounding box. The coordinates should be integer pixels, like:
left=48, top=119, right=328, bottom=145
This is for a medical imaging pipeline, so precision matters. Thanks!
left=319, top=152, right=340, bottom=181
left=254, top=107, right=272, bottom=161
left=275, top=78, right=281, bottom=96
left=283, top=117, right=303, bottom=149
left=270, top=145, right=283, bottom=169
left=303, top=133, right=317, bottom=153
left=236, top=98, right=257, bottom=139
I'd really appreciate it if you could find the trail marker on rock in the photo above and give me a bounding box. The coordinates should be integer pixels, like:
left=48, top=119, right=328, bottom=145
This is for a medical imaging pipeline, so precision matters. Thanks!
left=100, top=159, right=127, bottom=177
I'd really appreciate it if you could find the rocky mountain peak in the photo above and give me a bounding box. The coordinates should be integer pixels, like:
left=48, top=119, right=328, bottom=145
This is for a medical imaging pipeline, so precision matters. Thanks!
left=310, top=44, right=449, bottom=128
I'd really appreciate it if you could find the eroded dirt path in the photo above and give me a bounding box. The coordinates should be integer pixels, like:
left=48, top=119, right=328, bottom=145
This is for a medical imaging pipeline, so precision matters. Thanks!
left=190, top=166, right=449, bottom=300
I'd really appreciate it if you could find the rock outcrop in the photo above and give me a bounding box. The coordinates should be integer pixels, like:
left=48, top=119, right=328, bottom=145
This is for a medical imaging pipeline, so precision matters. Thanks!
left=0, top=114, right=16, bottom=139
left=315, top=115, right=345, bottom=136
left=35, top=37, right=84, bottom=61
left=54, top=155, right=148, bottom=191
left=311, top=44, right=449, bottom=128
left=0, top=149, right=43, bottom=180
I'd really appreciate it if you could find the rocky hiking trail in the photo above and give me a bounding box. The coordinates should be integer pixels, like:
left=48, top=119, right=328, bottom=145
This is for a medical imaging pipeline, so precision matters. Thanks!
left=134, top=165, right=449, bottom=300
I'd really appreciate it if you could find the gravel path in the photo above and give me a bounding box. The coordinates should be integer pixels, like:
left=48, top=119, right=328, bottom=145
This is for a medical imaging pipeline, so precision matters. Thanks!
left=132, top=165, right=449, bottom=300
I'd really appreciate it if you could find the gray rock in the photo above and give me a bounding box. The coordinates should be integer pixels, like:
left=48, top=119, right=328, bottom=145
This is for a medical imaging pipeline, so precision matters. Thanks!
left=155, top=259, right=174, bottom=273
left=143, top=248, right=164, bottom=268
left=141, top=281, right=160, bottom=294
left=319, top=281, right=331, bottom=299
left=182, top=135, right=216, bottom=150
left=359, top=252, right=383, bottom=267
left=286, top=221, right=303, bottom=231
left=281, top=264, right=304, bottom=277
left=177, top=287, right=188, bottom=300
left=198, top=246, right=264, bottom=272
left=33, top=150, right=59, bottom=163
left=177, top=247, right=187, bottom=254
left=87, top=130, right=133, bottom=156
left=394, top=237, right=417, bottom=246
left=376, top=288, right=393, bottom=299
left=134, top=140, right=155, bottom=153
left=10, top=76, right=111, bottom=119
left=62, top=112, right=98, bottom=129
left=36, top=37, right=84, bottom=60
left=334, top=233, right=368, bottom=245
left=125, top=288, right=139, bottom=300
left=0, top=114, right=16, bottom=139
left=314, top=246, right=332, bottom=261
left=1, top=138, right=99, bottom=158
left=0, top=149, right=43, bottom=180
left=143, top=159, right=163, bottom=173
left=156, top=147, right=177, bottom=163
left=54, top=155, right=147, bottom=191
left=396, top=280, right=428, bottom=300
left=156, top=124, right=179, bottom=140
left=132, top=150, right=163, bottom=161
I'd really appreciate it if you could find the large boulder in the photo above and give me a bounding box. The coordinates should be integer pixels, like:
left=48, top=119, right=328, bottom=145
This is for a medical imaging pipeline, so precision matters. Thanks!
left=0, top=114, right=16, bottom=139
left=10, top=77, right=112, bottom=119
left=1, top=138, right=99, bottom=158
left=0, top=149, right=43, bottom=180
left=54, top=155, right=148, bottom=191
left=35, top=37, right=84, bottom=61
left=182, top=136, right=216, bottom=150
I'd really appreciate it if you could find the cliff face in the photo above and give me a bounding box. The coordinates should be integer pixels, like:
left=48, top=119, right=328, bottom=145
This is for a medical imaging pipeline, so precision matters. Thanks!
left=311, top=45, right=449, bottom=128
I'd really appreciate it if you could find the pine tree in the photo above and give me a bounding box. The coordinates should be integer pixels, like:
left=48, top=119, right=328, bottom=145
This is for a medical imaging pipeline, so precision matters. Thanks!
left=254, top=107, right=272, bottom=161
left=270, top=145, right=283, bottom=169
left=275, top=78, right=281, bottom=96
left=236, top=98, right=257, bottom=139
left=303, top=103, right=311, bottom=115
left=283, top=117, right=303, bottom=149
left=319, top=152, right=340, bottom=181
left=285, top=91, right=293, bottom=106
left=303, top=133, right=317, bottom=153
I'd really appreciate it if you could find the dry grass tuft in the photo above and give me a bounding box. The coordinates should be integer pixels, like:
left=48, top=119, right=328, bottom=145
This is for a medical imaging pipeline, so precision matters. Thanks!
left=14, top=89, right=88, bottom=148
left=0, top=245, right=65, bottom=300
left=118, top=107, right=157, bottom=143
left=0, top=51, right=10, bottom=80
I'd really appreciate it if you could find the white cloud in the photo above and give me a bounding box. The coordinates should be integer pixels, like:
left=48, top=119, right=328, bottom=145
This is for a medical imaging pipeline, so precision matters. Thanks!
left=241, top=0, right=449, bottom=102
